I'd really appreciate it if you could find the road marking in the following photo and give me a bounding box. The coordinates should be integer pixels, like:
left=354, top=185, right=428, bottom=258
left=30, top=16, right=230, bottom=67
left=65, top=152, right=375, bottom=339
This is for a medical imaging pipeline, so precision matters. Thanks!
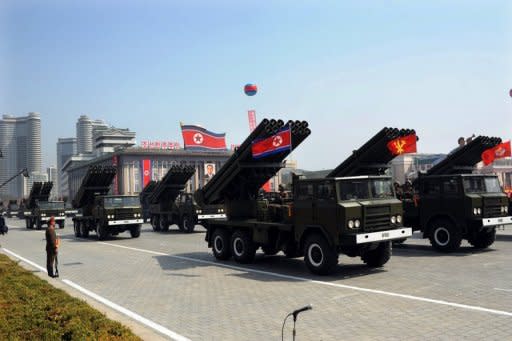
left=1, top=248, right=191, bottom=341
left=100, top=242, right=512, bottom=318
left=494, top=288, right=512, bottom=292
left=63, top=279, right=191, bottom=341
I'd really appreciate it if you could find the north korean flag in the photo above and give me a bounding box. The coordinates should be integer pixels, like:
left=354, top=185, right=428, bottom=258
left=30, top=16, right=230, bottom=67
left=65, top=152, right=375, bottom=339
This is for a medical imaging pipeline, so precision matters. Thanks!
left=482, top=141, right=511, bottom=165
left=387, top=134, right=417, bottom=156
left=251, top=126, right=292, bottom=159
left=181, top=124, right=227, bottom=151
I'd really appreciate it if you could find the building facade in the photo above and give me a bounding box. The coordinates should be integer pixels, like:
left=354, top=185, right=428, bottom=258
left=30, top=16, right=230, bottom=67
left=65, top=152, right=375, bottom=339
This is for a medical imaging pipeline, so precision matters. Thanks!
left=0, top=113, right=41, bottom=199
left=93, top=127, right=136, bottom=155
left=64, top=148, right=232, bottom=200
left=390, top=153, right=445, bottom=184
left=47, top=166, right=58, bottom=199
left=56, top=137, right=77, bottom=198
left=76, top=115, right=109, bottom=154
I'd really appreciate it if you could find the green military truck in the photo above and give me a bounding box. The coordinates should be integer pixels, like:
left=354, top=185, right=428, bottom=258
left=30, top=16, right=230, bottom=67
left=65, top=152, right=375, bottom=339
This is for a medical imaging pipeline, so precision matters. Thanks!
left=143, top=165, right=225, bottom=233
left=195, top=120, right=411, bottom=275
left=402, top=136, right=512, bottom=252
left=72, top=165, right=143, bottom=240
left=25, top=182, right=66, bottom=229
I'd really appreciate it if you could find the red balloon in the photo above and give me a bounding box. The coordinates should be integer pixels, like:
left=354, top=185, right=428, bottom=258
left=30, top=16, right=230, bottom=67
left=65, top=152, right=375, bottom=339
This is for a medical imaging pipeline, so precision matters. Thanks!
left=509, top=89, right=512, bottom=98
left=244, top=84, right=258, bottom=96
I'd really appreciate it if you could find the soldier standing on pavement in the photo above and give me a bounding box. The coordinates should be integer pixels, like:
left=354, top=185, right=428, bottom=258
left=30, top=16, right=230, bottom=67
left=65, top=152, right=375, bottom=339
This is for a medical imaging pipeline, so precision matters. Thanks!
left=45, top=216, right=59, bottom=278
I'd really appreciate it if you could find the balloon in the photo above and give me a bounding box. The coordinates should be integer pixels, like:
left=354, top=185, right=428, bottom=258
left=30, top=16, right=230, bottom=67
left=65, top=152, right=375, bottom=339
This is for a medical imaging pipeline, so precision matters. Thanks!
left=509, top=89, right=512, bottom=98
left=244, top=84, right=258, bottom=96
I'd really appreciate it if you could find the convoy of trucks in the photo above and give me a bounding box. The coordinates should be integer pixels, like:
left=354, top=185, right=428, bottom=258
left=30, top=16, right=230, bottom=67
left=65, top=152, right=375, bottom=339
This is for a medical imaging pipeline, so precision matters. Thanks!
left=3, top=120, right=512, bottom=275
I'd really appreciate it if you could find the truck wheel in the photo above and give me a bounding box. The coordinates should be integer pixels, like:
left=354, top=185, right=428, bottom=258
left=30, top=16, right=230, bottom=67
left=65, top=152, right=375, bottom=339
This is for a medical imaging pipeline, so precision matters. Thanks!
left=159, top=217, right=170, bottom=232
left=74, top=221, right=82, bottom=237
left=81, top=222, right=89, bottom=238
left=130, top=224, right=141, bottom=238
left=469, top=229, right=496, bottom=249
left=304, top=234, right=338, bottom=275
left=96, top=222, right=109, bottom=240
left=151, top=215, right=161, bottom=232
left=36, top=219, right=42, bottom=230
left=58, top=221, right=65, bottom=229
left=231, top=230, right=256, bottom=264
left=261, top=245, right=279, bottom=256
left=362, top=241, right=392, bottom=267
left=429, top=219, right=461, bottom=252
left=212, top=228, right=231, bottom=260
left=182, top=215, right=195, bottom=233
left=25, top=218, right=31, bottom=229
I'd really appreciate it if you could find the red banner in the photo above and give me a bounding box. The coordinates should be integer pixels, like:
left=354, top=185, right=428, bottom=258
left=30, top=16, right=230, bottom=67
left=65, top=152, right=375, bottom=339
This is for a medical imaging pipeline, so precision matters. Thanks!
left=248, top=110, right=257, bottom=132
left=112, top=155, right=118, bottom=195
left=482, top=141, right=511, bottom=165
left=251, top=126, right=292, bottom=159
left=181, top=124, right=227, bottom=150
left=387, top=134, right=417, bottom=156
left=142, top=159, right=152, bottom=187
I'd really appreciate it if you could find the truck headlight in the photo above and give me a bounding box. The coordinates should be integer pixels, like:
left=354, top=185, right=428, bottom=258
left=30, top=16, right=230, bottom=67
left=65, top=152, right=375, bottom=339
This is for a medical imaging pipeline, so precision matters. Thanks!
left=473, top=208, right=478, bottom=215
left=390, top=216, right=397, bottom=224
left=477, top=208, right=481, bottom=215
left=41, top=213, right=46, bottom=217
left=347, top=220, right=354, bottom=229
left=396, top=215, right=402, bottom=223
left=354, top=219, right=360, bottom=228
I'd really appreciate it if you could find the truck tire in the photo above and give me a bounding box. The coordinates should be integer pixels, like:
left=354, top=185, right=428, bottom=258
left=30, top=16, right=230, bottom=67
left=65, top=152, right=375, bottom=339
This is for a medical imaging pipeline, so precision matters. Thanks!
left=362, top=241, right=392, bottom=267
left=159, top=217, right=170, bottom=232
left=304, top=233, right=338, bottom=275
left=81, top=222, right=89, bottom=238
left=428, top=218, right=461, bottom=252
left=181, top=215, right=195, bottom=233
left=151, top=215, right=161, bottom=232
left=36, top=219, right=42, bottom=230
left=96, top=222, right=109, bottom=240
left=212, top=228, right=231, bottom=260
left=58, top=221, right=65, bottom=229
left=231, top=230, right=256, bottom=264
left=25, top=218, right=31, bottom=229
left=74, top=221, right=82, bottom=237
left=130, top=224, right=141, bottom=238
left=469, top=229, right=496, bottom=249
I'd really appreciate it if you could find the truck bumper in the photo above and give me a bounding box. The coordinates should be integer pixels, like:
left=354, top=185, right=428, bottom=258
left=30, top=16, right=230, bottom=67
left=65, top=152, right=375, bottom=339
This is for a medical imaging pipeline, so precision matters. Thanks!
left=108, top=219, right=143, bottom=226
left=482, top=216, right=512, bottom=227
left=198, top=213, right=227, bottom=219
left=355, top=228, right=412, bottom=244
left=40, top=216, right=65, bottom=221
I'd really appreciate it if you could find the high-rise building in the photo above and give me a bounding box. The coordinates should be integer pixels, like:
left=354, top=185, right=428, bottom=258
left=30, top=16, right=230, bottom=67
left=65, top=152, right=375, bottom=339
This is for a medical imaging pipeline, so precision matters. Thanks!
left=47, top=166, right=58, bottom=199
left=56, top=137, right=77, bottom=198
left=76, top=115, right=109, bottom=154
left=0, top=112, right=41, bottom=199
left=93, top=127, right=136, bottom=155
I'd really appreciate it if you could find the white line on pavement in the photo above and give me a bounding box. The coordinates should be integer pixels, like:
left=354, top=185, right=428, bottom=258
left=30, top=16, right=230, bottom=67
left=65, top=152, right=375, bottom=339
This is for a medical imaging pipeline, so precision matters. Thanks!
left=100, top=242, right=512, bottom=318
left=62, top=279, right=191, bottom=341
left=1, top=248, right=191, bottom=341
left=494, top=288, right=512, bottom=292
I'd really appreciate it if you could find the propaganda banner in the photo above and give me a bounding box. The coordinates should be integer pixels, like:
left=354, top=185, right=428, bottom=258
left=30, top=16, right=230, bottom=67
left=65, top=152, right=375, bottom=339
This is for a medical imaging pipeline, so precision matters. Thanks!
left=387, top=134, right=417, bottom=156
left=141, top=159, right=152, bottom=187
left=248, top=110, right=257, bottom=132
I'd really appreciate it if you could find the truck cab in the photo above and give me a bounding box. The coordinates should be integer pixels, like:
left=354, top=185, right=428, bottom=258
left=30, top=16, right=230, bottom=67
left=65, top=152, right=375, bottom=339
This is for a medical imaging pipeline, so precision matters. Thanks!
left=95, top=195, right=143, bottom=228
left=404, top=174, right=511, bottom=251
left=6, top=200, right=19, bottom=218
left=26, top=201, right=66, bottom=229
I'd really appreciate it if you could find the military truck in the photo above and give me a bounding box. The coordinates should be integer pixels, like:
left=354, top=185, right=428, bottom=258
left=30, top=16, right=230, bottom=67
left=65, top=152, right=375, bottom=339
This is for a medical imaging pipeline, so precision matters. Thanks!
left=402, top=136, right=512, bottom=252
left=139, top=180, right=157, bottom=222
left=6, top=199, right=19, bottom=218
left=195, top=119, right=411, bottom=275
left=25, top=182, right=66, bottom=229
left=144, top=165, right=225, bottom=233
left=72, top=165, right=143, bottom=240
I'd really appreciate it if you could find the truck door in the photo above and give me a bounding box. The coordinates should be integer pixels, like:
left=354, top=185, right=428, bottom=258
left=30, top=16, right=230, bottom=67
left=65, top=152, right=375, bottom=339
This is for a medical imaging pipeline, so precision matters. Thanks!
left=419, top=179, right=442, bottom=228
left=314, top=180, right=337, bottom=240
left=293, top=181, right=314, bottom=229
left=441, top=177, right=464, bottom=223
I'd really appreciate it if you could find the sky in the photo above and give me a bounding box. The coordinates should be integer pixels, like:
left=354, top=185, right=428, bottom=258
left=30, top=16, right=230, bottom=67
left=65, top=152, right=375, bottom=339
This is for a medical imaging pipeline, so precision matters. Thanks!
left=1, top=0, right=512, bottom=171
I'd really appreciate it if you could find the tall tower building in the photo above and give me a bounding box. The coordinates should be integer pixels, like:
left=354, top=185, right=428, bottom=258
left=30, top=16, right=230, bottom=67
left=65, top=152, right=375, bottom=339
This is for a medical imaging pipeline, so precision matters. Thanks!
left=47, top=166, right=58, bottom=199
left=56, top=137, right=77, bottom=198
left=76, top=115, right=108, bottom=154
left=0, top=112, right=42, bottom=198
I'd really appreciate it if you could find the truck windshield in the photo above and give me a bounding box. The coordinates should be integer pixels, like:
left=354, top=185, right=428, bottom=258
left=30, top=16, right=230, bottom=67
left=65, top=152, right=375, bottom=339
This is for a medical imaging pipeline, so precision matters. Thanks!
left=9, top=204, right=19, bottom=210
left=104, top=196, right=140, bottom=207
left=38, top=202, right=65, bottom=209
left=337, top=179, right=394, bottom=200
left=463, top=177, right=502, bottom=193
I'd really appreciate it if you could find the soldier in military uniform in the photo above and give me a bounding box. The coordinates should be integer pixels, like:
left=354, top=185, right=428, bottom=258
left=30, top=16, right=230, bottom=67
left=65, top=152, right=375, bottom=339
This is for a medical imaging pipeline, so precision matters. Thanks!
left=45, top=216, right=59, bottom=278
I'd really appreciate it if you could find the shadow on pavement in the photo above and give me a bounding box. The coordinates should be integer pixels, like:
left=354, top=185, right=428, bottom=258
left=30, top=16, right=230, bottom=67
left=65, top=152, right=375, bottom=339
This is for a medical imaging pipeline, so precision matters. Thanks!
left=393, top=243, right=495, bottom=257
left=154, top=251, right=386, bottom=283
left=496, top=234, right=512, bottom=242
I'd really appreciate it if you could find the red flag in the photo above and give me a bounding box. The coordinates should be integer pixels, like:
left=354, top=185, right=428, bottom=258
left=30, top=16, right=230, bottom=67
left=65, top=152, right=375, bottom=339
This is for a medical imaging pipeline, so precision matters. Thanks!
left=387, top=134, right=417, bottom=156
left=251, top=126, right=292, bottom=159
left=482, top=141, right=511, bottom=165
left=248, top=110, right=257, bottom=132
left=181, top=124, right=227, bottom=150
left=142, top=159, right=152, bottom=187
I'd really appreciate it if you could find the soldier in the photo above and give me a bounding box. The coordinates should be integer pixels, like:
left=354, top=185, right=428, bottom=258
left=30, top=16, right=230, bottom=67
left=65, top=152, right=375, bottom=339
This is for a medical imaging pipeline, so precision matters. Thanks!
left=45, top=216, right=59, bottom=278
